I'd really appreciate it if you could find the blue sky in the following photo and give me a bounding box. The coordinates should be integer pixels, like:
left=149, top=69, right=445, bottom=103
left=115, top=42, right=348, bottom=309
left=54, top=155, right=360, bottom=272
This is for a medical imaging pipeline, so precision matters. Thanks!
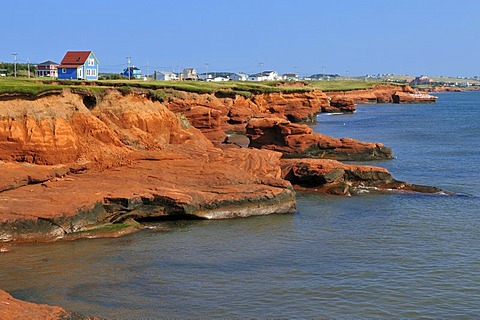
left=1, top=0, right=479, bottom=77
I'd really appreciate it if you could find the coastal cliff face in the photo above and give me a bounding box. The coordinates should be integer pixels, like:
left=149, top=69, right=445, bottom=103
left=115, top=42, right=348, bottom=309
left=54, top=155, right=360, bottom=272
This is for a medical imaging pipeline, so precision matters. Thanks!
left=0, top=85, right=445, bottom=318
left=0, top=90, right=296, bottom=242
left=246, top=117, right=393, bottom=161
left=0, top=90, right=209, bottom=167
left=164, top=90, right=331, bottom=144
left=325, top=84, right=416, bottom=104
left=0, top=86, right=442, bottom=243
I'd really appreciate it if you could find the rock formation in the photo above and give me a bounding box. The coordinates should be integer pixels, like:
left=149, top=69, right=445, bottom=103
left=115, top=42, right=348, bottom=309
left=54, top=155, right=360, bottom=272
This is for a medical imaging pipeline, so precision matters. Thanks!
left=392, top=91, right=437, bottom=103
left=325, top=84, right=436, bottom=106
left=0, top=289, right=100, bottom=320
left=0, top=85, right=446, bottom=319
left=246, top=117, right=393, bottom=161
left=164, top=90, right=330, bottom=145
left=0, top=90, right=295, bottom=243
left=281, top=158, right=443, bottom=195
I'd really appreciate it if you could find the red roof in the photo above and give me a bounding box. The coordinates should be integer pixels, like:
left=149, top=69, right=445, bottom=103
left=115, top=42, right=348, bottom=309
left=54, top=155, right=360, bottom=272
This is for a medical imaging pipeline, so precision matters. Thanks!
left=59, top=51, right=92, bottom=67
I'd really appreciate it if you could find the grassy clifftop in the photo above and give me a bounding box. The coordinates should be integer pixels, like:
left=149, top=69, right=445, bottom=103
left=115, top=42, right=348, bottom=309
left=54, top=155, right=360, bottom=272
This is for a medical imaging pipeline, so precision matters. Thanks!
left=0, top=78, right=389, bottom=98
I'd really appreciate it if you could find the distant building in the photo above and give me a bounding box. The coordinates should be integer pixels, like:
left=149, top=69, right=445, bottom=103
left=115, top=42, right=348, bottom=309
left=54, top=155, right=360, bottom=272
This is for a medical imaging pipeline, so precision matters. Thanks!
left=122, top=66, right=142, bottom=79
left=281, top=73, right=299, bottom=81
left=154, top=71, right=178, bottom=81
left=198, top=72, right=213, bottom=81
left=199, top=72, right=233, bottom=81
left=230, top=72, right=248, bottom=81
left=36, top=60, right=59, bottom=78
left=181, top=68, right=197, bottom=80
left=248, top=70, right=279, bottom=81
left=58, top=51, right=99, bottom=80
left=410, top=75, right=432, bottom=86
left=211, top=76, right=229, bottom=82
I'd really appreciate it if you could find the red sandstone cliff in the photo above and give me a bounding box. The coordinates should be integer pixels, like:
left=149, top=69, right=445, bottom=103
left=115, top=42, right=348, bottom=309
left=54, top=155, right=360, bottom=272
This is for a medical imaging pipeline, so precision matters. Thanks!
left=246, top=117, right=393, bottom=161
left=0, top=86, right=446, bottom=319
left=281, top=158, right=442, bottom=195
left=0, top=87, right=445, bottom=244
left=0, top=90, right=296, bottom=243
left=325, top=84, right=416, bottom=104
left=164, top=90, right=331, bottom=145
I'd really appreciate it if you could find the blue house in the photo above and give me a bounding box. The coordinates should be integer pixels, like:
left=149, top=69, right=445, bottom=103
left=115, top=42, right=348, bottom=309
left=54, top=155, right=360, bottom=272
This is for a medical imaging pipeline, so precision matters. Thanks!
left=122, top=66, right=142, bottom=79
left=58, top=51, right=99, bottom=80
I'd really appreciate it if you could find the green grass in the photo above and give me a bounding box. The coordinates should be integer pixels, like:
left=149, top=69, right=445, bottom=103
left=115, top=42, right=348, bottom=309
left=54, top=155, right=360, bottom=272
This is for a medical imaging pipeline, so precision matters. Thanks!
left=0, top=77, right=393, bottom=99
left=75, top=222, right=137, bottom=235
left=306, top=79, right=391, bottom=91
left=96, top=79, right=314, bottom=95
left=0, top=78, right=64, bottom=96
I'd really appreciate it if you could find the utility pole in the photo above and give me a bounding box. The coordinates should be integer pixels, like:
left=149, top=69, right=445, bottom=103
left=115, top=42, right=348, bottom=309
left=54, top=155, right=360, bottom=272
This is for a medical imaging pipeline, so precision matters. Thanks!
left=204, top=62, right=208, bottom=81
left=126, top=56, right=131, bottom=80
left=11, top=53, right=18, bottom=77
left=146, top=60, right=149, bottom=80
left=27, top=58, right=30, bottom=78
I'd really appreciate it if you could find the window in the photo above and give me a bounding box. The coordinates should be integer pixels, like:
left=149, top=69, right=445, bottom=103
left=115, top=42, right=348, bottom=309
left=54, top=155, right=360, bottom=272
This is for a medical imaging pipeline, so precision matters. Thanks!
left=92, top=69, right=96, bottom=76
left=86, top=69, right=91, bottom=76
left=62, top=68, right=66, bottom=73
left=88, top=58, right=95, bottom=66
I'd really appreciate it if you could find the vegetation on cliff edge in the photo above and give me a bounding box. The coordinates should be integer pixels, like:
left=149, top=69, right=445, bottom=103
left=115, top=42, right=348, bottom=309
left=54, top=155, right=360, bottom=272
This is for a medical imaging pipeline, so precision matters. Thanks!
left=0, top=78, right=390, bottom=98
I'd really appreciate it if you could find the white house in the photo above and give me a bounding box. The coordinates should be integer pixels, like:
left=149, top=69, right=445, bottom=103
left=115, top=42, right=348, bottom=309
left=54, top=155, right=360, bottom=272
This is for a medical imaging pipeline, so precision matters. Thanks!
left=36, top=60, right=59, bottom=78
left=230, top=72, right=248, bottom=81
left=155, top=71, right=178, bottom=81
left=248, top=71, right=279, bottom=81
left=281, top=73, right=300, bottom=81
left=211, top=76, right=230, bottom=82
left=198, top=73, right=212, bottom=81
left=181, top=68, right=197, bottom=80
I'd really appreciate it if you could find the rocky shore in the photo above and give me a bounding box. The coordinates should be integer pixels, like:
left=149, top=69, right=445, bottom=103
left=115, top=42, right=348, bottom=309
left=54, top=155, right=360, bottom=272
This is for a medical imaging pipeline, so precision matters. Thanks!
left=0, top=289, right=101, bottom=320
left=325, top=84, right=437, bottom=107
left=0, top=84, right=444, bottom=318
left=0, top=85, right=443, bottom=243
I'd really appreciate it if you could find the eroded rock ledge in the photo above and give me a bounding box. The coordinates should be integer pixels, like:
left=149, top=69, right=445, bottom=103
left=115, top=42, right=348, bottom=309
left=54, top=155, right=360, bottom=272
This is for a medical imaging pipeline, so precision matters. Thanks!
left=0, top=88, right=441, bottom=244
left=281, top=159, right=443, bottom=196
left=0, top=289, right=100, bottom=320
left=0, top=90, right=296, bottom=243
left=0, top=86, right=446, bottom=319
left=246, top=117, right=393, bottom=161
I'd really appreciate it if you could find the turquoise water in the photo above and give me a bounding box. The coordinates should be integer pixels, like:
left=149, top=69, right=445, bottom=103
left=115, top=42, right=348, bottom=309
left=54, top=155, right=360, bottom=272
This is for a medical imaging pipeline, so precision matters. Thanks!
left=1, top=92, right=480, bottom=318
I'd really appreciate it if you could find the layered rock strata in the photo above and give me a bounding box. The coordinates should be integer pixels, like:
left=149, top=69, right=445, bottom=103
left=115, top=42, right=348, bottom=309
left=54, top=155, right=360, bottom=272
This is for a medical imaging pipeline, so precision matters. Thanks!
left=392, top=92, right=437, bottom=103
left=281, top=158, right=443, bottom=195
left=164, top=90, right=331, bottom=145
left=325, top=84, right=436, bottom=106
left=246, top=117, right=393, bottom=161
left=0, top=90, right=295, bottom=243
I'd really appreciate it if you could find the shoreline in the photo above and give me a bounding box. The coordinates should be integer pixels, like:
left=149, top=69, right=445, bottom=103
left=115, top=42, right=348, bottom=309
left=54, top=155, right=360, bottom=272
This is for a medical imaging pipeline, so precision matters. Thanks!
left=0, top=84, right=445, bottom=247
left=0, top=83, right=448, bottom=319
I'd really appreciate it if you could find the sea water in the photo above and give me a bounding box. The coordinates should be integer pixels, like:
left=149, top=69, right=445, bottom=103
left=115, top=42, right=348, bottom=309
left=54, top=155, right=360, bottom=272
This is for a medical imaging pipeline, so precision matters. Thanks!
left=1, top=92, right=480, bottom=318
